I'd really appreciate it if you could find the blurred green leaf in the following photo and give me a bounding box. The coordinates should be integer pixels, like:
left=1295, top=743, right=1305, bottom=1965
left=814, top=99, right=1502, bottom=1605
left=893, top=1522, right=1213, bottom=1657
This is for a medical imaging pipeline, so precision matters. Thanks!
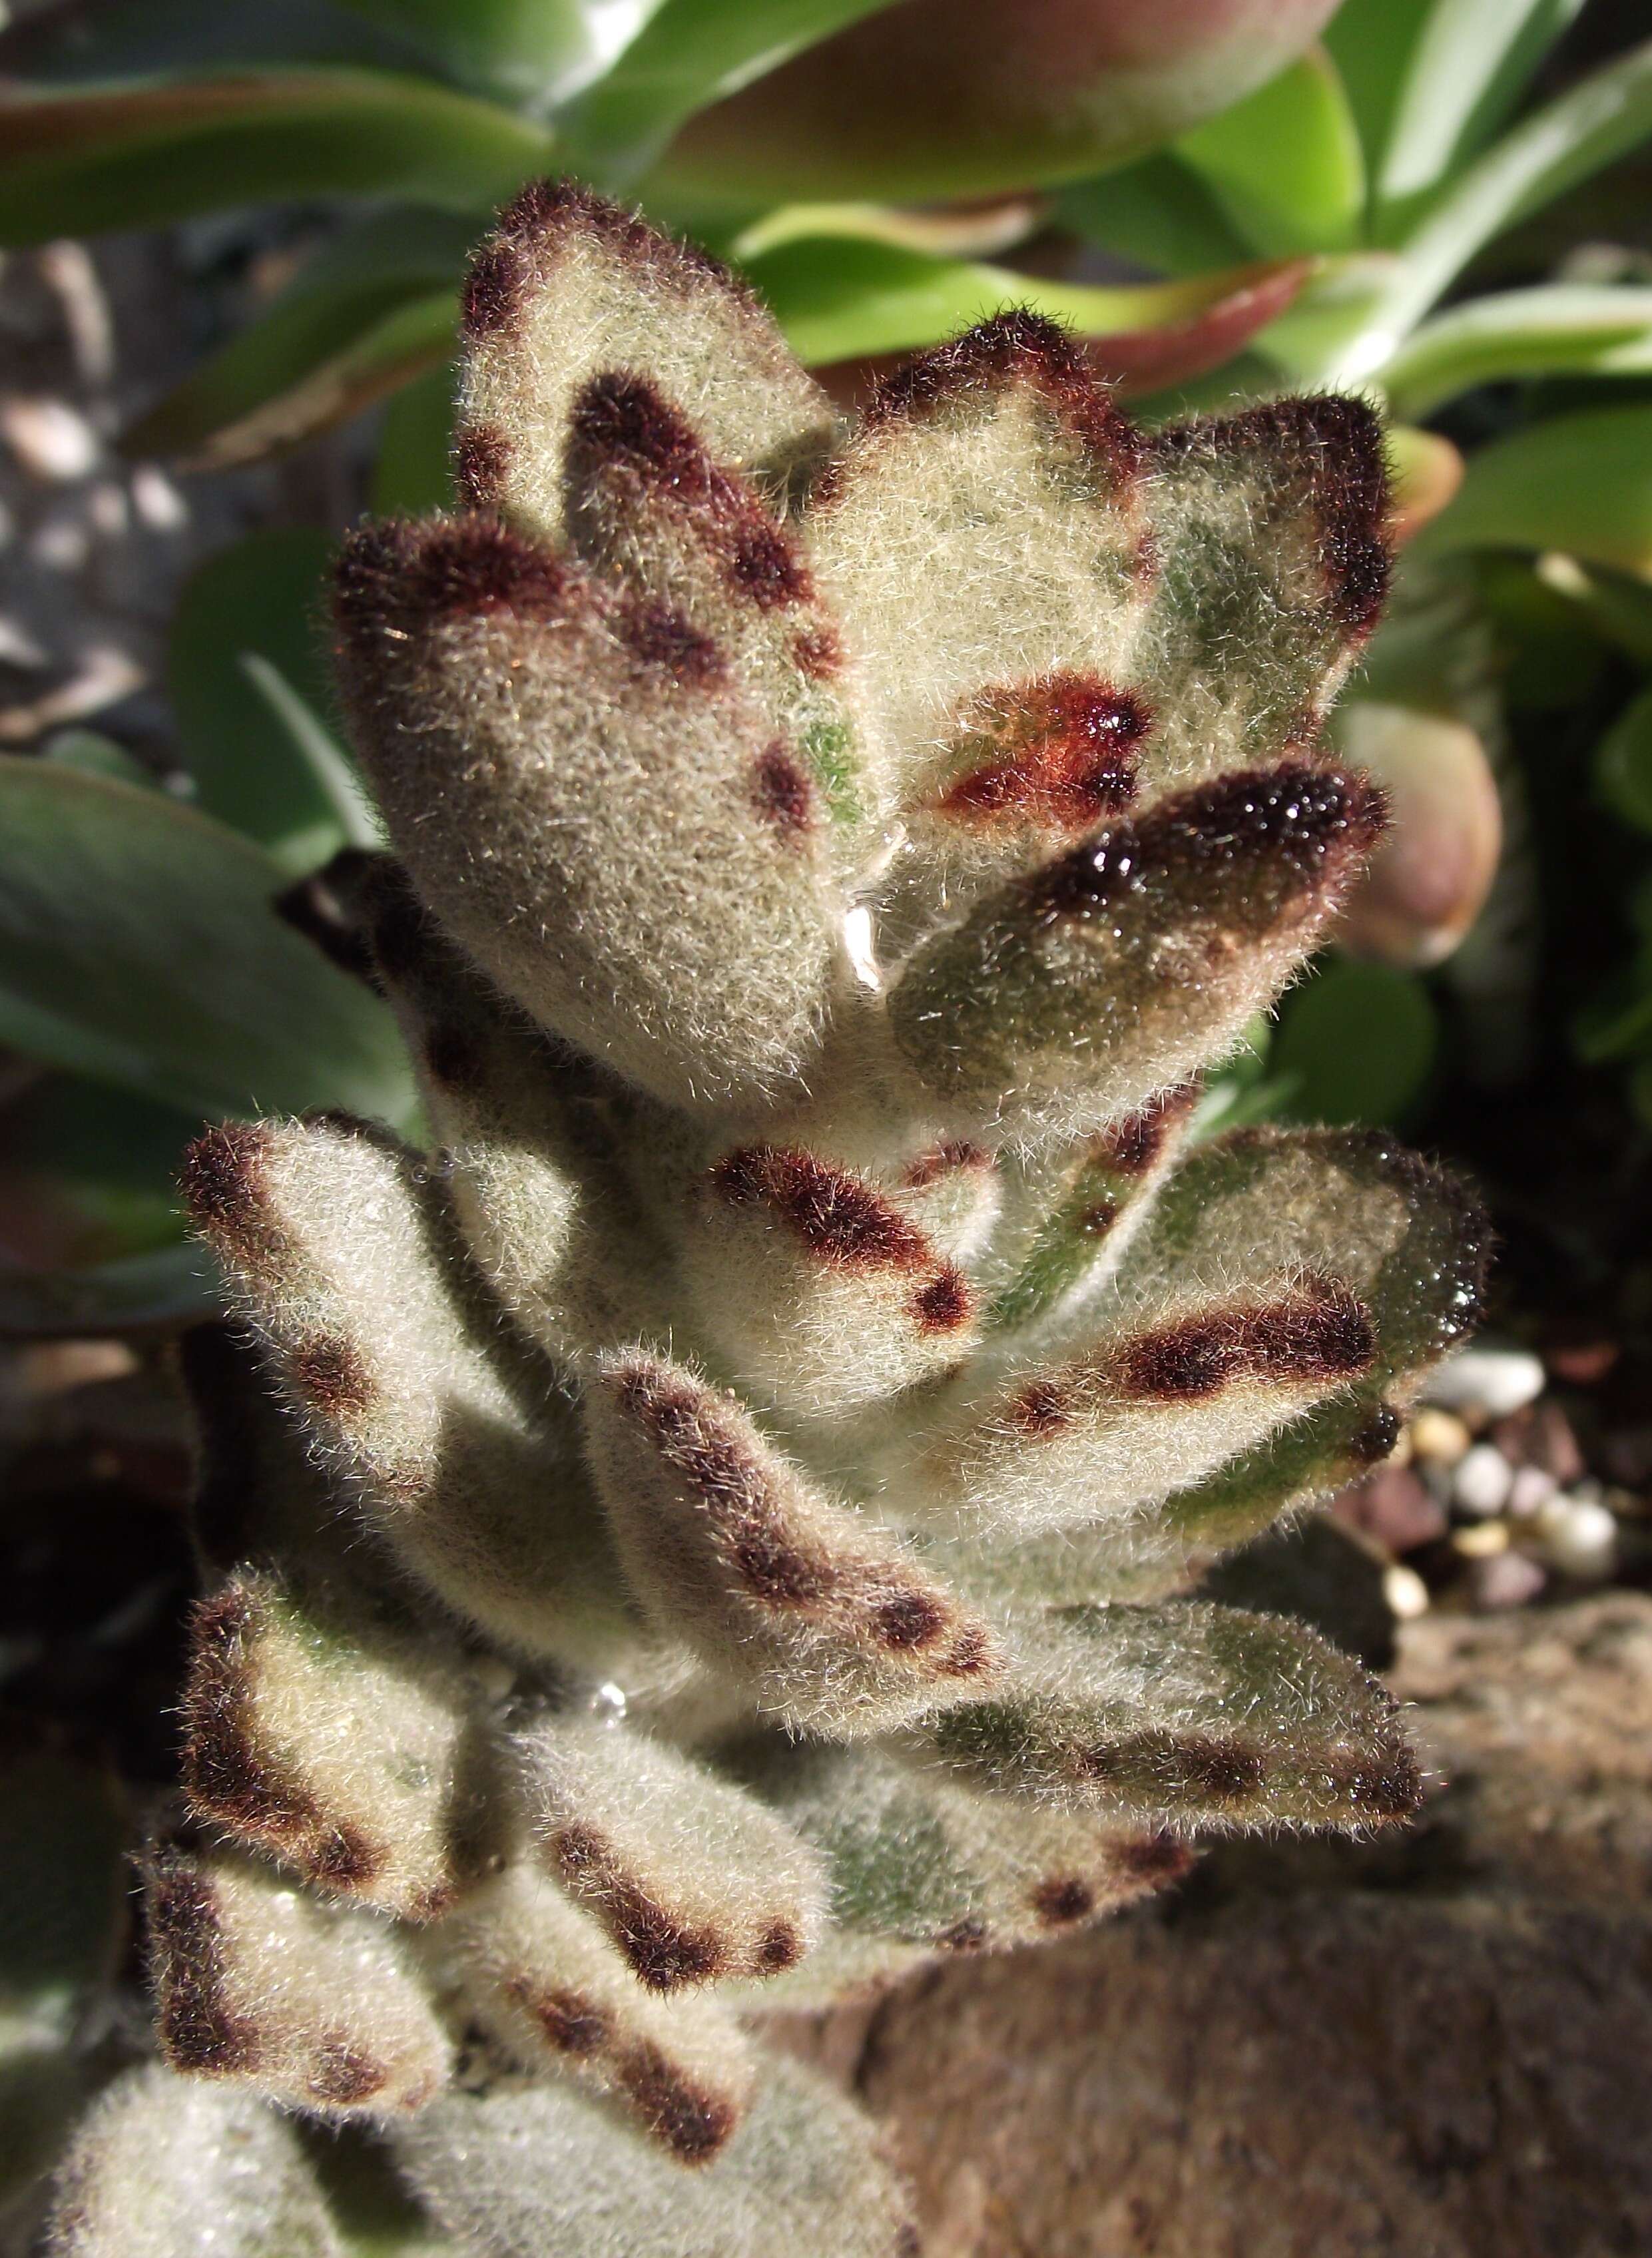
left=331, top=0, right=633, bottom=108
left=746, top=234, right=1312, bottom=382
left=1372, top=0, right=1588, bottom=235
left=1321, top=0, right=1435, bottom=181
left=1421, top=402, right=1652, bottom=576
left=123, top=207, right=472, bottom=467
left=1597, top=682, right=1652, bottom=836
left=1175, top=47, right=1364, bottom=257
left=0, top=759, right=412, bottom=1124
left=0, top=1745, right=125, bottom=2195
left=41, top=728, right=161, bottom=791
left=1272, top=959, right=1440, bottom=1127
left=0, top=1075, right=201, bottom=1269
left=1576, top=960, right=1652, bottom=1063
left=1384, top=284, right=1652, bottom=418
left=1055, top=154, right=1254, bottom=280
left=1339, top=36, right=1652, bottom=366
left=0, top=69, right=555, bottom=246
left=238, top=656, right=384, bottom=854
left=561, top=0, right=897, bottom=181
left=0, top=0, right=428, bottom=82
left=372, top=358, right=457, bottom=514
left=167, top=526, right=362, bottom=870
left=0, top=1243, right=219, bottom=1334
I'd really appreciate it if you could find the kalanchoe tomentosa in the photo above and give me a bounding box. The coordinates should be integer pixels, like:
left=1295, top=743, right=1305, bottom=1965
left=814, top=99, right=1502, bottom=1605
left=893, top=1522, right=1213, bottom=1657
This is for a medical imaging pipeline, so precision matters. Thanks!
left=45, top=182, right=1486, bottom=2258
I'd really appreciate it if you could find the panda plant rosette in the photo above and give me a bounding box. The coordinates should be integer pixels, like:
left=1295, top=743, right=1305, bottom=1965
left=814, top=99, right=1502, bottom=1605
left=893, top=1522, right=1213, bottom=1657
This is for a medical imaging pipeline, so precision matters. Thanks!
left=39, top=184, right=1484, bottom=2258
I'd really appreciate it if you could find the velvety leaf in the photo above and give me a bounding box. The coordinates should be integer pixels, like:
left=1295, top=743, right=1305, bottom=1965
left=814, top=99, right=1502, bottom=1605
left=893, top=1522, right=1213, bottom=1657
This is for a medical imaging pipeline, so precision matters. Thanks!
left=1175, top=45, right=1365, bottom=257
left=392, top=2058, right=916, bottom=2258
left=1420, top=402, right=1652, bottom=575
left=0, top=69, right=555, bottom=248
left=746, top=233, right=1313, bottom=386
left=1272, top=958, right=1440, bottom=1127
left=561, top=0, right=898, bottom=180
left=124, top=208, right=473, bottom=466
left=0, top=758, right=412, bottom=1122
left=167, top=526, right=363, bottom=868
left=1384, top=284, right=1652, bottom=420
left=1371, top=0, right=1590, bottom=234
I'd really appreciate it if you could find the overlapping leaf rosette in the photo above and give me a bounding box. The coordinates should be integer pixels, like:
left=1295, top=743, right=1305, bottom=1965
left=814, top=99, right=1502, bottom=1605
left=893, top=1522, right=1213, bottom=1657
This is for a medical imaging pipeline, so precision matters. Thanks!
left=46, top=184, right=1486, bottom=2258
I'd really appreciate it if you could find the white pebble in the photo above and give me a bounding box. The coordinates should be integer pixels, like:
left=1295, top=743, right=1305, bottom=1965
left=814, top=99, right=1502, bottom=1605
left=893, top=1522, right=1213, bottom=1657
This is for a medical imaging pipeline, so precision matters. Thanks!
left=1409, top=1408, right=1471, bottom=1466
left=0, top=395, right=99, bottom=480
left=1532, top=1496, right=1618, bottom=1580
left=1507, top=1466, right=1557, bottom=1520
left=1424, top=1344, right=1545, bottom=1420
left=1383, top=1563, right=1430, bottom=1621
left=1452, top=1443, right=1514, bottom=1518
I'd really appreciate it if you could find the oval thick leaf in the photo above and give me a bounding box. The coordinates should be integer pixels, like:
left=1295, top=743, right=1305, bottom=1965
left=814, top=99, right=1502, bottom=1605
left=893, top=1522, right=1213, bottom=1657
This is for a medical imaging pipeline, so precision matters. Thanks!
left=1175, top=45, right=1364, bottom=257
left=0, top=69, right=555, bottom=247
left=744, top=234, right=1312, bottom=387
left=123, top=206, right=472, bottom=465
left=0, top=758, right=412, bottom=1124
left=561, top=0, right=899, bottom=182
left=1420, top=402, right=1652, bottom=576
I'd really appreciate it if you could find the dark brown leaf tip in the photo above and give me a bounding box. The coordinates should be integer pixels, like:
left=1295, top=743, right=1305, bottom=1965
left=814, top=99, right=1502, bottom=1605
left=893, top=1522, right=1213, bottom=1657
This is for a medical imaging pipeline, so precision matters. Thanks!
left=711, top=1145, right=930, bottom=1273
left=750, top=742, right=816, bottom=838
left=453, top=422, right=510, bottom=510
left=910, top=1266, right=974, bottom=1335
left=1117, top=1831, right=1197, bottom=1888
left=1115, top=1278, right=1374, bottom=1402
left=334, top=514, right=574, bottom=651
left=618, top=2040, right=738, bottom=2164
left=1155, top=394, right=1392, bottom=637
left=551, top=1821, right=726, bottom=1991
left=1092, top=1083, right=1201, bottom=1178
left=459, top=240, right=526, bottom=342
left=506, top=1976, right=613, bottom=2058
left=1029, top=760, right=1386, bottom=930
left=287, top=1334, right=374, bottom=1424
left=573, top=369, right=814, bottom=611
left=1030, top=1875, right=1095, bottom=1927
left=492, top=177, right=733, bottom=294
left=616, top=594, right=727, bottom=687
left=756, top=1918, right=803, bottom=1973
left=1328, top=1724, right=1424, bottom=1824
left=180, top=1123, right=278, bottom=1268
left=936, top=673, right=1150, bottom=830
left=855, top=308, right=1143, bottom=486
left=146, top=1848, right=260, bottom=2077
left=308, top=2041, right=388, bottom=2109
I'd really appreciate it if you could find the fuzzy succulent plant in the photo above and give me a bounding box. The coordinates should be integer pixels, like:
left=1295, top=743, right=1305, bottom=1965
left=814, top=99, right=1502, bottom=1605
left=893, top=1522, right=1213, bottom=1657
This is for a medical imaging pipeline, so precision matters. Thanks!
left=41, top=180, right=1486, bottom=2258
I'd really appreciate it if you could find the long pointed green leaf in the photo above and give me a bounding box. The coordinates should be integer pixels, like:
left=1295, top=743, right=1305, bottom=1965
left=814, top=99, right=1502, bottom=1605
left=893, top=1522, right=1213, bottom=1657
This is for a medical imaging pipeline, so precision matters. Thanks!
left=330, top=0, right=634, bottom=108
left=123, top=208, right=471, bottom=465
left=0, top=0, right=426, bottom=82
left=238, top=657, right=385, bottom=852
left=0, top=758, right=412, bottom=1123
left=1373, top=0, right=1589, bottom=232
left=1420, top=402, right=1652, bottom=575
left=1321, top=0, right=1436, bottom=179
left=560, top=0, right=897, bottom=181
left=744, top=234, right=1311, bottom=382
left=0, top=69, right=555, bottom=247
left=1175, top=47, right=1365, bottom=257
left=1335, top=37, right=1652, bottom=373
left=1384, top=283, right=1652, bottom=417
left=166, top=527, right=358, bottom=868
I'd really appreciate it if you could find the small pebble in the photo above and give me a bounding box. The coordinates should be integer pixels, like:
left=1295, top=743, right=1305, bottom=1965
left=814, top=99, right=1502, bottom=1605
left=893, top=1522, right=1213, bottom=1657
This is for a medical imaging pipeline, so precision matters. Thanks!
left=1533, top=1495, right=1618, bottom=1580
left=1382, top=1563, right=1430, bottom=1621
left=1470, top=1551, right=1546, bottom=1611
left=1334, top=1464, right=1446, bottom=1553
left=0, top=395, right=99, bottom=481
left=1507, top=1465, right=1558, bottom=1520
left=1408, top=1408, right=1471, bottom=1467
left=1492, top=1400, right=1584, bottom=1485
left=1424, top=1344, right=1545, bottom=1420
left=1453, top=1442, right=1514, bottom=1518
left=1453, top=1520, right=1509, bottom=1558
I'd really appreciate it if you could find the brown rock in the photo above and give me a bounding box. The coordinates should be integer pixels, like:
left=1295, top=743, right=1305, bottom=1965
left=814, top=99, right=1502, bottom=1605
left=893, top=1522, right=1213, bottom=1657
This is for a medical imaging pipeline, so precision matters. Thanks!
left=855, top=1894, right=1652, bottom=2258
